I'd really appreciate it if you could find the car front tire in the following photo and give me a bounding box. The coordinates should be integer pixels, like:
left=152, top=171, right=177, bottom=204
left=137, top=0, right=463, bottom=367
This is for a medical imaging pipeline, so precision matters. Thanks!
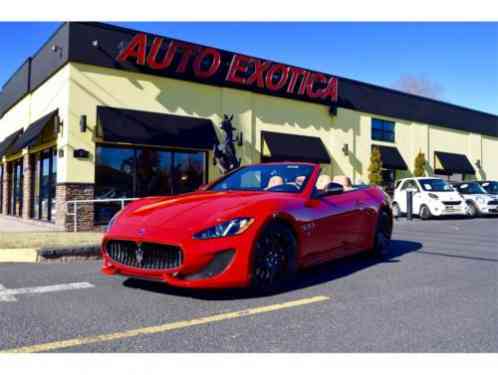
left=251, top=221, right=297, bottom=294
left=419, top=205, right=432, bottom=220
left=466, top=201, right=480, bottom=218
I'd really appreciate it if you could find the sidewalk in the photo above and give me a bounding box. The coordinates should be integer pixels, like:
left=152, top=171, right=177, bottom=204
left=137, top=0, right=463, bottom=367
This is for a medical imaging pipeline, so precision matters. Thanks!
left=0, top=215, right=60, bottom=232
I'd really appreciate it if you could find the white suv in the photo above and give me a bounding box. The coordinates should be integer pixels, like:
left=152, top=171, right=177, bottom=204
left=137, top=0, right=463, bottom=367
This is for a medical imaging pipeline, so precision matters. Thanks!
left=451, top=182, right=498, bottom=217
left=392, top=177, right=467, bottom=220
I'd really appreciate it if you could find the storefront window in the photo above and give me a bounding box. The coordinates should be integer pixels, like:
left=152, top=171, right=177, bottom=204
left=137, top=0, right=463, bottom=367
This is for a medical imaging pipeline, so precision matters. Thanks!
left=95, top=145, right=206, bottom=224
left=9, top=159, right=23, bottom=217
left=173, top=152, right=205, bottom=194
left=30, top=147, right=57, bottom=222
left=136, top=148, right=173, bottom=197
left=0, top=165, right=3, bottom=214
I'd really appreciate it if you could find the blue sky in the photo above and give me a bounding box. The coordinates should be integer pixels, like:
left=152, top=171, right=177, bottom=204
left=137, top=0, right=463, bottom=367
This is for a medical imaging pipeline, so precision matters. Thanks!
left=1, top=22, right=497, bottom=115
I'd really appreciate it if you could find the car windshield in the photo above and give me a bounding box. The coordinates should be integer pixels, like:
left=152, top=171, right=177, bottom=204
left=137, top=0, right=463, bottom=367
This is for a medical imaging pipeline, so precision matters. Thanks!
left=480, top=181, right=498, bottom=194
left=419, top=179, right=454, bottom=192
left=209, top=164, right=314, bottom=193
left=454, top=182, right=487, bottom=195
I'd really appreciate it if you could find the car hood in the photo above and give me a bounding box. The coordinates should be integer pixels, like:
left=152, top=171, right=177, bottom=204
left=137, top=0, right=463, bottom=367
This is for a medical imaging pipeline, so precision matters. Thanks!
left=428, top=191, right=463, bottom=201
left=461, top=193, right=495, bottom=202
left=116, top=191, right=287, bottom=231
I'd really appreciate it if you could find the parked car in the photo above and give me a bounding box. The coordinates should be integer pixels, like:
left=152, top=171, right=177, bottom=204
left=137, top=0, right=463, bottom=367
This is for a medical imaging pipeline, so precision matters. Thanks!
left=476, top=180, right=498, bottom=195
left=392, top=177, right=467, bottom=220
left=101, top=162, right=393, bottom=292
left=451, top=181, right=498, bottom=217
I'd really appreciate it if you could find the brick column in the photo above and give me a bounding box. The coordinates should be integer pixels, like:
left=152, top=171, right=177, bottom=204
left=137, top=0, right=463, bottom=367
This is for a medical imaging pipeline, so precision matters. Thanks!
left=55, top=183, right=95, bottom=231
left=22, top=153, right=33, bottom=219
left=2, top=162, right=11, bottom=215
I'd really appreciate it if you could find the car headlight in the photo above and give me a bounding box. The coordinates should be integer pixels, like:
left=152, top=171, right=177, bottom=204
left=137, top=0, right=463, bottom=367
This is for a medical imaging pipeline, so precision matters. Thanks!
left=476, top=197, right=486, bottom=204
left=428, top=193, right=439, bottom=200
left=193, top=217, right=254, bottom=240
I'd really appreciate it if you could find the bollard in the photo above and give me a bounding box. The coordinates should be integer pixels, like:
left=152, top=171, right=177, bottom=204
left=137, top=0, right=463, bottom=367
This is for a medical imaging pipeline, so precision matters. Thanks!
left=407, top=190, right=413, bottom=221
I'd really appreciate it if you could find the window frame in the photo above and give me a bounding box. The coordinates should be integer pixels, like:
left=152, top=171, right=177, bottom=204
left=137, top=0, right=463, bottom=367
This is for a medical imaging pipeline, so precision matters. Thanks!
left=371, top=118, right=396, bottom=143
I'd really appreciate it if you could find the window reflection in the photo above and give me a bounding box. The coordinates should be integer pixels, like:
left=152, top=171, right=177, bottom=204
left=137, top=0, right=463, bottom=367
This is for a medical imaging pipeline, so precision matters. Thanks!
left=30, top=147, right=57, bottom=222
left=94, top=145, right=206, bottom=224
left=173, top=152, right=205, bottom=194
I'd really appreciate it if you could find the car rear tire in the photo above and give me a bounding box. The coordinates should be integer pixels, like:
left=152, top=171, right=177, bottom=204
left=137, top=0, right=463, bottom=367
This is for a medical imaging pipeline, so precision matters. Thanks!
left=466, top=201, right=479, bottom=218
left=419, top=205, right=432, bottom=220
left=372, top=210, right=392, bottom=258
left=251, top=221, right=297, bottom=294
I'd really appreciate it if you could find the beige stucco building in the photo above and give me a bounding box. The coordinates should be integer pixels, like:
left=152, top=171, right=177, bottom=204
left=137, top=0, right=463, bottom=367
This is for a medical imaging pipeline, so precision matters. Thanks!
left=1, top=22, right=497, bottom=230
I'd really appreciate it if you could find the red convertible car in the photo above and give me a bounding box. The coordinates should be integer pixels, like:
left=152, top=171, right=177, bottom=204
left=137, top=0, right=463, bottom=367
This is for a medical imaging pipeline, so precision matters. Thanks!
left=102, top=162, right=393, bottom=292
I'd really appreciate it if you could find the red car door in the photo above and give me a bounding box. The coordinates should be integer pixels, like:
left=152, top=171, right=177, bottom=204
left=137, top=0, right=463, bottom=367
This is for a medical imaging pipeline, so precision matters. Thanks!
left=301, top=191, right=360, bottom=260
left=322, top=191, right=362, bottom=252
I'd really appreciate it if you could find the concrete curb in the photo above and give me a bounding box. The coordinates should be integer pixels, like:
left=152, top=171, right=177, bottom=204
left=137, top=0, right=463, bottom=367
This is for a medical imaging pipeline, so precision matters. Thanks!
left=0, top=248, right=39, bottom=263
left=0, top=245, right=101, bottom=263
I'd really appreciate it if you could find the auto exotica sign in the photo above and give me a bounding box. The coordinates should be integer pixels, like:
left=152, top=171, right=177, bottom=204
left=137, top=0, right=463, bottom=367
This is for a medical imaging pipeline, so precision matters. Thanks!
left=116, top=33, right=339, bottom=105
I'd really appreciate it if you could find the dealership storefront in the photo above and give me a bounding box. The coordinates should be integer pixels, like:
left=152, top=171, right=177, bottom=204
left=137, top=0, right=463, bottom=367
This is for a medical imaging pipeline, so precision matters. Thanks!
left=1, top=22, right=497, bottom=231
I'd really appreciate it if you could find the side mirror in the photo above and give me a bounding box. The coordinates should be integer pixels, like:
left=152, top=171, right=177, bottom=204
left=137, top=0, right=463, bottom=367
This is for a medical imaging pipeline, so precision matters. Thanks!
left=319, top=182, right=344, bottom=197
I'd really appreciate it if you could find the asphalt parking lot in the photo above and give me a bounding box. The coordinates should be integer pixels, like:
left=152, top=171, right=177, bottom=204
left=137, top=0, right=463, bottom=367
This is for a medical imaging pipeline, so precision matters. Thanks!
left=0, top=217, right=497, bottom=352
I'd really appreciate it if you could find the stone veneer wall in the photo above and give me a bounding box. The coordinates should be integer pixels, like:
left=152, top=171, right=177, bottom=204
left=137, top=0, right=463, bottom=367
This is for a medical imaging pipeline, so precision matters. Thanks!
left=1, top=163, right=10, bottom=215
left=22, top=154, right=33, bottom=219
left=55, top=183, right=95, bottom=231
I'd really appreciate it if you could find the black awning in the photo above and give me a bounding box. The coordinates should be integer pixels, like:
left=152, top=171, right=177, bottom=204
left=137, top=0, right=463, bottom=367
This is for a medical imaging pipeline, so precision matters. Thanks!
left=261, top=131, right=331, bottom=164
left=97, top=106, right=218, bottom=150
left=374, top=145, right=408, bottom=170
left=8, top=110, right=58, bottom=154
left=435, top=151, right=475, bottom=175
left=0, top=129, right=24, bottom=158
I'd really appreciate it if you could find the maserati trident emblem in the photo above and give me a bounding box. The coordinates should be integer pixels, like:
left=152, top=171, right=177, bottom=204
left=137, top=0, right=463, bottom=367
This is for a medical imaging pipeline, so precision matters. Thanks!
left=136, top=244, right=144, bottom=266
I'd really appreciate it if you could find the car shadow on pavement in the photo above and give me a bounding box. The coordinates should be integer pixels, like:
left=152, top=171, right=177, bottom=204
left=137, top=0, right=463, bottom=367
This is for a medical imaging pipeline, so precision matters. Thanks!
left=122, top=239, right=423, bottom=301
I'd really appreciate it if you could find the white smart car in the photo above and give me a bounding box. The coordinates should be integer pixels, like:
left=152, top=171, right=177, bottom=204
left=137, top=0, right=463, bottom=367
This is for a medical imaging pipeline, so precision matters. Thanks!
left=392, top=177, right=467, bottom=220
left=451, top=182, right=498, bottom=217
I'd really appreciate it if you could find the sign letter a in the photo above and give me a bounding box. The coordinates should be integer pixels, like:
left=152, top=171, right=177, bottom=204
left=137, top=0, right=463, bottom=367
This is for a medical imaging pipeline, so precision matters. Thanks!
left=117, top=33, right=148, bottom=65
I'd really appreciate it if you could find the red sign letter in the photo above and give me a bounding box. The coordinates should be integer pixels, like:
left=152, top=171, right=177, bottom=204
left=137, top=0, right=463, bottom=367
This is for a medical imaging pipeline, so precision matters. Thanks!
left=321, top=77, right=339, bottom=102
left=175, top=42, right=198, bottom=73
left=146, top=37, right=176, bottom=70
left=226, top=54, right=250, bottom=85
left=117, top=33, right=147, bottom=65
left=286, top=67, right=307, bottom=94
left=265, top=64, right=290, bottom=91
left=305, top=72, right=328, bottom=98
left=193, top=48, right=222, bottom=78
left=246, top=59, right=271, bottom=88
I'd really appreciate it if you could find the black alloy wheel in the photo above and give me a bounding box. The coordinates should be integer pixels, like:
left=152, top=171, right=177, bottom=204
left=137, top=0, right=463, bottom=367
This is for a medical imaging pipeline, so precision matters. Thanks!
left=419, top=205, right=432, bottom=220
left=372, top=210, right=392, bottom=258
left=251, top=221, right=297, bottom=294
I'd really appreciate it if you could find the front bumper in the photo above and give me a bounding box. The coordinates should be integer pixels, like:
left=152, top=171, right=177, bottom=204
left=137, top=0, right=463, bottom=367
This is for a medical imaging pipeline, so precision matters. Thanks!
left=476, top=203, right=498, bottom=215
left=101, top=226, right=255, bottom=289
left=430, top=201, right=467, bottom=216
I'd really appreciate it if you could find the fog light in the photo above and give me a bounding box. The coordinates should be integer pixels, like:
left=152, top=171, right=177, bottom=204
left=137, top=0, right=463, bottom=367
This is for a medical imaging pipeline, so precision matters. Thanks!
left=179, top=249, right=235, bottom=281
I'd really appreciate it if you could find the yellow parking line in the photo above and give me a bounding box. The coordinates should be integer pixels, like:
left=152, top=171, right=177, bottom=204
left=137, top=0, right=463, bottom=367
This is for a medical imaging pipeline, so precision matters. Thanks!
left=2, top=295, right=329, bottom=353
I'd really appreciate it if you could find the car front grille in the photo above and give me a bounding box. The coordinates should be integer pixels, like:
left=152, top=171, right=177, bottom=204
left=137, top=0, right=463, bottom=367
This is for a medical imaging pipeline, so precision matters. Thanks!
left=442, top=201, right=462, bottom=206
left=487, top=200, right=498, bottom=205
left=106, top=240, right=183, bottom=270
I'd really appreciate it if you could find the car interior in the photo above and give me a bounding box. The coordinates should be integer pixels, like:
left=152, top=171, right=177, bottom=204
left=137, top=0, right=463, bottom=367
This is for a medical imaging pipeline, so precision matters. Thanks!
left=264, top=171, right=356, bottom=196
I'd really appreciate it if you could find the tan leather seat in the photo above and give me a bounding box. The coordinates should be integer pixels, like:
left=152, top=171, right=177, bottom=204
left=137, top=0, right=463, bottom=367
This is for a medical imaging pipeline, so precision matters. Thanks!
left=295, top=175, right=306, bottom=186
left=315, top=175, right=332, bottom=190
left=333, top=175, right=353, bottom=191
left=265, top=175, right=284, bottom=190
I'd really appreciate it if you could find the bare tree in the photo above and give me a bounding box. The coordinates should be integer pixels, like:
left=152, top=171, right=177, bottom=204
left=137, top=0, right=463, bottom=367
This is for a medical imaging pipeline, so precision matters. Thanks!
left=391, top=74, right=444, bottom=99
